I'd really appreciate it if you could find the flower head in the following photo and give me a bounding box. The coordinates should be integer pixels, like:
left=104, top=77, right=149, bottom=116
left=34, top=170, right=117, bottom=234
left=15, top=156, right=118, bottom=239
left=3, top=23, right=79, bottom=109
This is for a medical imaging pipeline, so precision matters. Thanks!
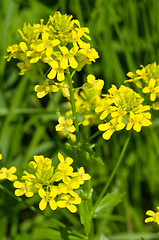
left=125, top=62, right=159, bottom=104
left=0, top=155, right=17, bottom=182
left=13, top=153, right=91, bottom=213
left=145, top=207, right=159, bottom=225
left=5, top=11, right=98, bottom=92
left=97, top=85, right=151, bottom=140
left=55, top=116, right=76, bottom=142
left=0, top=166, right=17, bottom=181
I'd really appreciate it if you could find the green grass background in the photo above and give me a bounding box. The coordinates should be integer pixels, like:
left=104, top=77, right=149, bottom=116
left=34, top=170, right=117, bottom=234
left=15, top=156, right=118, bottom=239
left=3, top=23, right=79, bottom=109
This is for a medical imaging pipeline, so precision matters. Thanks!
left=0, top=0, right=159, bottom=239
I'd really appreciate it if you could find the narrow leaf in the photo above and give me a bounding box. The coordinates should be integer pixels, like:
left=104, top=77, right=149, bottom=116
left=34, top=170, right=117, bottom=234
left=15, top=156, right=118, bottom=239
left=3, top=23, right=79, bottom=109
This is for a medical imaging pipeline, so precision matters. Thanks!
left=93, top=192, right=125, bottom=217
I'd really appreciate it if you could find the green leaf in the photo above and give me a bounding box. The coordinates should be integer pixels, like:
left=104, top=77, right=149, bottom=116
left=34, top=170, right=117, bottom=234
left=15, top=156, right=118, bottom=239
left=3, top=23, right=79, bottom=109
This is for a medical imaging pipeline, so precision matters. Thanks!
left=79, top=199, right=92, bottom=235
left=93, top=192, right=125, bottom=218
left=41, top=227, right=86, bottom=240
left=107, top=232, right=159, bottom=240
left=80, top=144, right=104, bottom=165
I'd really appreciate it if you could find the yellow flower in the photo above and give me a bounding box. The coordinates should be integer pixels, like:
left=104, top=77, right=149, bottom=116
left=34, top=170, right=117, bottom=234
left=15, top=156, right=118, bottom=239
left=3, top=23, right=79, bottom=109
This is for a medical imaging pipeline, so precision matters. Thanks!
left=35, top=32, right=60, bottom=56
left=59, top=43, right=78, bottom=69
left=4, top=44, right=20, bottom=61
left=142, top=78, right=159, bottom=101
left=53, top=153, right=74, bottom=184
left=13, top=153, right=91, bottom=213
left=57, top=194, right=81, bottom=213
left=34, top=78, right=59, bottom=98
left=72, top=167, right=91, bottom=185
left=47, top=60, right=65, bottom=82
left=125, top=62, right=159, bottom=104
left=126, top=111, right=151, bottom=132
left=145, top=207, right=159, bottom=225
left=5, top=11, right=99, bottom=82
left=55, top=116, right=76, bottom=142
left=76, top=42, right=99, bottom=71
left=14, top=181, right=35, bottom=197
left=97, top=85, right=152, bottom=140
left=0, top=166, right=17, bottom=181
left=98, top=118, right=125, bottom=140
left=0, top=154, right=2, bottom=160
left=38, top=188, right=57, bottom=211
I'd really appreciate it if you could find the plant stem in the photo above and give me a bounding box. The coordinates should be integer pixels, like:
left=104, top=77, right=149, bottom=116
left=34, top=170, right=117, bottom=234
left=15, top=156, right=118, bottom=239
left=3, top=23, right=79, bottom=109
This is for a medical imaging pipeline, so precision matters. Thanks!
left=66, top=68, right=80, bottom=143
left=0, top=183, right=66, bottom=228
left=83, top=130, right=101, bottom=144
left=0, top=183, right=36, bottom=212
left=92, top=132, right=132, bottom=213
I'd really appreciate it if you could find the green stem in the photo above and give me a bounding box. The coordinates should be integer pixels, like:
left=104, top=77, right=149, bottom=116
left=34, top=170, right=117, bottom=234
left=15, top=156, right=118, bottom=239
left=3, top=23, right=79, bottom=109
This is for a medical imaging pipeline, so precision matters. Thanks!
left=83, top=130, right=101, bottom=144
left=66, top=68, right=80, bottom=143
left=0, top=183, right=37, bottom=212
left=92, top=132, right=132, bottom=213
left=0, top=183, right=66, bottom=228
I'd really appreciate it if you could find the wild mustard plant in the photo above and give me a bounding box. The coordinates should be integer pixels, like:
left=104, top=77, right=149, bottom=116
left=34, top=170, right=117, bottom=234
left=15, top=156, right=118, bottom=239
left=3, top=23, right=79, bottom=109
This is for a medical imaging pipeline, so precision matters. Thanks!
left=3, top=10, right=157, bottom=238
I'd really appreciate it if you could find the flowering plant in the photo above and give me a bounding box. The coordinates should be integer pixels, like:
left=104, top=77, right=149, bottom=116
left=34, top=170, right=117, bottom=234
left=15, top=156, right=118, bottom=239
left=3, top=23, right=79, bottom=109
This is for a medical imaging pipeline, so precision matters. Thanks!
left=1, top=10, right=158, bottom=239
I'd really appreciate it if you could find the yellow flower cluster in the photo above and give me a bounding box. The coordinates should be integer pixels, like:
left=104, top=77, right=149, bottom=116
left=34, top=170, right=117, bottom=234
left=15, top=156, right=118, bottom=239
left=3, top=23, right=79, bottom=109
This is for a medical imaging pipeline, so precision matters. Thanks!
left=0, top=154, right=17, bottom=181
left=13, top=153, right=91, bottom=212
left=96, top=85, right=152, bottom=140
left=55, top=116, right=76, bottom=142
left=67, top=74, right=104, bottom=126
left=5, top=11, right=99, bottom=98
left=145, top=207, right=159, bottom=225
left=126, top=62, right=159, bottom=109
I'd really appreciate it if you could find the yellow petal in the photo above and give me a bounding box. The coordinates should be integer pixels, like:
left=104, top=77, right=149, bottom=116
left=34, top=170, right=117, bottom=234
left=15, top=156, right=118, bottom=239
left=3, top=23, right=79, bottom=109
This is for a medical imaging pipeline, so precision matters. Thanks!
left=67, top=204, right=77, bottom=213
left=146, top=210, right=155, bottom=216
left=126, top=122, right=133, bottom=131
left=98, top=123, right=110, bottom=131
left=100, top=110, right=109, bottom=120
left=102, top=129, right=114, bottom=140
left=13, top=181, right=24, bottom=188
left=61, top=57, right=68, bottom=69
left=58, top=152, right=64, bottom=162
left=30, top=57, right=40, bottom=63
left=7, top=175, right=17, bottom=181
left=15, top=189, right=25, bottom=196
left=145, top=217, right=154, bottom=223
left=39, top=199, right=47, bottom=210
left=19, top=42, right=28, bottom=52
left=65, top=157, right=73, bottom=165
left=47, top=69, right=56, bottom=79
left=25, top=191, right=34, bottom=197
left=46, top=47, right=53, bottom=57
left=36, top=43, right=45, bottom=52
left=57, top=200, right=66, bottom=208
left=133, top=123, right=141, bottom=132
left=9, top=166, right=17, bottom=174
left=59, top=46, right=69, bottom=55
left=57, top=72, right=65, bottom=81
left=49, top=199, right=57, bottom=210
left=150, top=92, right=156, bottom=101
left=51, top=39, right=60, bottom=47
left=38, top=188, right=46, bottom=198
left=69, top=57, right=78, bottom=69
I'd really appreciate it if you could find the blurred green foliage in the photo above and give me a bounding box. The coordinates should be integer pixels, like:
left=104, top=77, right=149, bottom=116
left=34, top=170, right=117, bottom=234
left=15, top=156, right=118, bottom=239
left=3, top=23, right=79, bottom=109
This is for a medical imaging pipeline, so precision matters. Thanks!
left=0, top=0, right=159, bottom=239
